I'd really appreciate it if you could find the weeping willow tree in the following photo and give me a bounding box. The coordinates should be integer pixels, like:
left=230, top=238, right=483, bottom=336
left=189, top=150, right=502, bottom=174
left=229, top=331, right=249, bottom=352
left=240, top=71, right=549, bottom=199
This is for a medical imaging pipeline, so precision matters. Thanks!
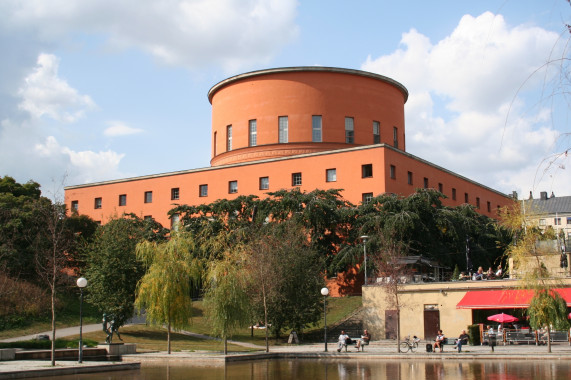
left=135, top=231, right=202, bottom=354
left=203, top=242, right=252, bottom=355
left=501, top=201, right=569, bottom=352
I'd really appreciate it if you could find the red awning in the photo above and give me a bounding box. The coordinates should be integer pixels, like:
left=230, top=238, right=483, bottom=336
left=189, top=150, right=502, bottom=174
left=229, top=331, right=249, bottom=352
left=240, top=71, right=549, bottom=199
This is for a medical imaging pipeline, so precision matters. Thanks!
left=456, top=288, right=571, bottom=309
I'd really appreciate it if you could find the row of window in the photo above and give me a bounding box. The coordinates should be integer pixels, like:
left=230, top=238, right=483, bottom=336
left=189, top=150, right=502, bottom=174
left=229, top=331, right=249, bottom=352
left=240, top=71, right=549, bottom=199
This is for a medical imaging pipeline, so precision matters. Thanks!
left=224, top=117, right=399, bottom=151
left=539, top=217, right=571, bottom=226
left=72, top=163, right=498, bottom=213
left=388, top=164, right=499, bottom=212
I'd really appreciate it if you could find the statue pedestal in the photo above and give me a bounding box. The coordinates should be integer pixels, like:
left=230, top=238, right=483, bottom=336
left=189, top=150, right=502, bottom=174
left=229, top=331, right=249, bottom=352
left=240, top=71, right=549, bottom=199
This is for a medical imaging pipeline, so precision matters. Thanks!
left=98, top=343, right=137, bottom=356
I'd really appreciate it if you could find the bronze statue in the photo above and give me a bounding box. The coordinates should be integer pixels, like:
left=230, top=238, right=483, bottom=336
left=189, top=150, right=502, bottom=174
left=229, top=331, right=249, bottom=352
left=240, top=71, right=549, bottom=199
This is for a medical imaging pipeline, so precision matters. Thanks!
left=102, top=313, right=123, bottom=344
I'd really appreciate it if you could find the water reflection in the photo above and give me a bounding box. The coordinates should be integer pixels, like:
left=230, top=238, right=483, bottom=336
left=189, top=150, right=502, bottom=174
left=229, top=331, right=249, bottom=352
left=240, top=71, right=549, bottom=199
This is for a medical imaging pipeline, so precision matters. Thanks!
left=46, top=359, right=571, bottom=380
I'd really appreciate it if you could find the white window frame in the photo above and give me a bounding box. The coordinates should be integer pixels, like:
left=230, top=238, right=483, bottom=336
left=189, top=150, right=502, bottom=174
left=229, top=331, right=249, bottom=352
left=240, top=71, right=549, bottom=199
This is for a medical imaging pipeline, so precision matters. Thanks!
left=326, top=168, right=337, bottom=182
left=227, top=125, right=232, bottom=151
left=279, top=116, right=288, bottom=143
left=292, top=172, right=302, bottom=186
left=229, top=181, right=238, bottom=194
left=249, top=119, right=257, bottom=147
left=345, top=117, right=354, bottom=144
left=259, top=177, right=269, bottom=190
left=373, top=121, right=380, bottom=144
left=312, top=115, right=322, bottom=142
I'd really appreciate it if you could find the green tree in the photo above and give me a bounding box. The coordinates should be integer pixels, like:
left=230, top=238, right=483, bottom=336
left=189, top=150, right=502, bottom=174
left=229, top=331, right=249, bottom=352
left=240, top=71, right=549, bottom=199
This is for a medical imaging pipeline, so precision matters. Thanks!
left=332, top=189, right=509, bottom=279
left=84, top=214, right=168, bottom=328
left=245, top=221, right=325, bottom=340
left=135, top=231, right=202, bottom=354
left=0, top=176, right=44, bottom=279
left=203, top=239, right=252, bottom=355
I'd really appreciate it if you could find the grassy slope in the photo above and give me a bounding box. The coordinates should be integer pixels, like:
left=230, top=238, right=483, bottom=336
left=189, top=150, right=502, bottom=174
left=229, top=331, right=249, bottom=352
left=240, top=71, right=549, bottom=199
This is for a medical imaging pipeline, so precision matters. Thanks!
left=1, top=296, right=362, bottom=352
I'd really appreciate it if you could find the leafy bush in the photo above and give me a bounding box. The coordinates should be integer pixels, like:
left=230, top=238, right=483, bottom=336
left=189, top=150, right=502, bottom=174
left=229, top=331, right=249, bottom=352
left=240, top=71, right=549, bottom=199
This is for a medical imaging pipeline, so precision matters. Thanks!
left=467, top=324, right=480, bottom=345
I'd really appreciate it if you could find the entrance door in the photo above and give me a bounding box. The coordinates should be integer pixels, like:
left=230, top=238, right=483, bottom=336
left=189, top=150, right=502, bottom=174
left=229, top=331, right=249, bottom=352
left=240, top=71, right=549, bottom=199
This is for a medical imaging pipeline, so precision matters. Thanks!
left=423, top=310, right=440, bottom=340
left=385, top=310, right=398, bottom=339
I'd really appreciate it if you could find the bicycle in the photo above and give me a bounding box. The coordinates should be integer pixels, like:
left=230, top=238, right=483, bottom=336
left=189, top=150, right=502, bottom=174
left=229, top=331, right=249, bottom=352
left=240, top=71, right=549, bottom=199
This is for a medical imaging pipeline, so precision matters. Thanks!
left=399, top=335, right=421, bottom=353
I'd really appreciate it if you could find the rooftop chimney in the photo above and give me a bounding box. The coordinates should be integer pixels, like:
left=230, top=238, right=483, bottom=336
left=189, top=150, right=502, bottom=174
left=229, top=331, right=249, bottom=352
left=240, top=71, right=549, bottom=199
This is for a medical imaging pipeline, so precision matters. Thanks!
left=540, top=191, right=548, bottom=200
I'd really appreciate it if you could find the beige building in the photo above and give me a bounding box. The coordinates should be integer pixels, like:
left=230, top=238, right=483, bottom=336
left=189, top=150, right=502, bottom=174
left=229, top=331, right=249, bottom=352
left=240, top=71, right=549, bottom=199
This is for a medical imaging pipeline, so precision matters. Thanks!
left=525, top=192, right=571, bottom=241
left=363, top=278, right=571, bottom=341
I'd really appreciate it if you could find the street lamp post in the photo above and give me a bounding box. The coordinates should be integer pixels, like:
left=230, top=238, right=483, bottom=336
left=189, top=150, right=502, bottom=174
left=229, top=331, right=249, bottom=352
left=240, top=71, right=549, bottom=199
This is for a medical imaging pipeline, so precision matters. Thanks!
left=76, top=277, right=87, bottom=363
left=321, top=287, right=329, bottom=352
left=360, top=235, right=369, bottom=286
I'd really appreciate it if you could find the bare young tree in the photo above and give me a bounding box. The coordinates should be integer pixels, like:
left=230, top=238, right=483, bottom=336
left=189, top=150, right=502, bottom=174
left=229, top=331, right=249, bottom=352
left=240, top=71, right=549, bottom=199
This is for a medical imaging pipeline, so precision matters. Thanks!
left=32, top=198, right=73, bottom=366
left=370, top=238, right=412, bottom=353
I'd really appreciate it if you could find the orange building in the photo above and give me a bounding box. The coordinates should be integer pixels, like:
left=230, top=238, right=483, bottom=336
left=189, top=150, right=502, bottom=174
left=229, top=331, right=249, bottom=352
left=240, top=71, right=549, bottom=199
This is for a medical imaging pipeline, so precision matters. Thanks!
left=65, top=67, right=512, bottom=291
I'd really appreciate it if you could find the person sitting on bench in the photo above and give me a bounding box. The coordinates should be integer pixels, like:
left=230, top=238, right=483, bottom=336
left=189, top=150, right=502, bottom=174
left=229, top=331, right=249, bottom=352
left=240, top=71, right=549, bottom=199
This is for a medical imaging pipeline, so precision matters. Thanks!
left=433, top=330, right=445, bottom=352
left=356, top=329, right=370, bottom=351
left=454, top=329, right=469, bottom=352
left=337, top=330, right=349, bottom=352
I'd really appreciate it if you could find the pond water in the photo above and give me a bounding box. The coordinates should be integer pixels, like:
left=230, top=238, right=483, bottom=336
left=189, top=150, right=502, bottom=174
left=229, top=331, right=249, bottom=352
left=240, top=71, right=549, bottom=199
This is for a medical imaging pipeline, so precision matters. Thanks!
left=47, top=359, right=571, bottom=380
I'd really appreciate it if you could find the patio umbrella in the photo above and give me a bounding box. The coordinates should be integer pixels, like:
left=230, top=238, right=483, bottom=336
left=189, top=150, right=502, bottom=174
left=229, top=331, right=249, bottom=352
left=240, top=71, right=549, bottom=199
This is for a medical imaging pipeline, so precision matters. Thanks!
left=568, top=312, right=571, bottom=319
left=487, top=313, right=519, bottom=324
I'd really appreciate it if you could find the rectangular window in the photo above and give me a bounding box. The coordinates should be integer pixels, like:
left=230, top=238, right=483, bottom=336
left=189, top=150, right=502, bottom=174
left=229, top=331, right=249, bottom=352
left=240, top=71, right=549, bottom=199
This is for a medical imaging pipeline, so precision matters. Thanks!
left=229, top=181, right=238, bottom=194
left=312, top=115, right=322, bottom=142
left=226, top=125, right=232, bottom=151
left=94, top=197, right=102, bottom=209
left=71, top=200, right=78, bottom=211
left=554, top=217, right=562, bottom=225
left=144, top=191, right=153, bottom=203
left=213, top=131, right=217, bottom=156
left=393, top=126, right=399, bottom=148
left=407, top=171, right=413, bottom=185
left=464, top=193, right=469, bottom=203
left=259, top=177, right=269, bottom=190
left=119, top=194, right=127, bottom=206
left=539, top=219, right=546, bottom=226
left=362, top=192, right=373, bottom=204
left=144, top=215, right=153, bottom=221
left=487, top=201, right=491, bottom=213
left=171, top=214, right=180, bottom=231
left=476, top=197, right=481, bottom=209
left=362, top=164, right=373, bottom=178
left=567, top=217, right=571, bottom=225
left=171, top=188, right=180, bottom=201
left=390, top=165, right=396, bottom=179
left=345, top=117, right=354, bottom=144
left=373, top=121, right=380, bottom=144
left=452, top=188, right=457, bottom=201
left=279, top=116, right=288, bottom=143
left=423, top=177, right=429, bottom=189
left=199, top=184, right=208, bottom=197
left=292, top=172, right=302, bottom=186
left=249, top=119, right=257, bottom=147
left=438, top=183, right=443, bottom=193
left=326, top=168, right=337, bottom=182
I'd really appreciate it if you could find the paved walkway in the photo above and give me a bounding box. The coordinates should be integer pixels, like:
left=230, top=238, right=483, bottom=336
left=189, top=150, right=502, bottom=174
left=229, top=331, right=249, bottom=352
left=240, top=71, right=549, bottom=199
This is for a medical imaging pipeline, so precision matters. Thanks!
left=2, top=327, right=571, bottom=378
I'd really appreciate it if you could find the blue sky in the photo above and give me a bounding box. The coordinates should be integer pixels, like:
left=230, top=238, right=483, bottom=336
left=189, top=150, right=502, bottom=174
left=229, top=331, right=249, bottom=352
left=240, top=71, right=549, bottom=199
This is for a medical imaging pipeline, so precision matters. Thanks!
left=0, top=0, right=569, bottom=200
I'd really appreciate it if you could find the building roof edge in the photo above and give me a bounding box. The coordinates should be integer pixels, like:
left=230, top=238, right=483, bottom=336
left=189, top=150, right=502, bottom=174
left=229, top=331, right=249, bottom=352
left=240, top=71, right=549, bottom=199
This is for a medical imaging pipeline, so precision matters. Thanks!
left=207, top=66, right=409, bottom=103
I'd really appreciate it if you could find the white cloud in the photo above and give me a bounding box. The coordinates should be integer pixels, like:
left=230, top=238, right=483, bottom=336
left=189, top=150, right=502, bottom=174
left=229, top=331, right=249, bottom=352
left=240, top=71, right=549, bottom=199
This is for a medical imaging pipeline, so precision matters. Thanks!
left=2, top=0, right=299, bottom=73
left=17, top=54, right=96, bottom=122
left=104, top=121, right=143, bottom=137
left=35, top=135, right=125, bottom=184
left=362, top=12, right=567, bottom=196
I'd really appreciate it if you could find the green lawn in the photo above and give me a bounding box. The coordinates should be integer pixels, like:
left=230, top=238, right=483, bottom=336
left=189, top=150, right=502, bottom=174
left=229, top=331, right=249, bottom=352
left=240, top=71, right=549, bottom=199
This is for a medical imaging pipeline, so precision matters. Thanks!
left=1, top=295, right=362, bottom=352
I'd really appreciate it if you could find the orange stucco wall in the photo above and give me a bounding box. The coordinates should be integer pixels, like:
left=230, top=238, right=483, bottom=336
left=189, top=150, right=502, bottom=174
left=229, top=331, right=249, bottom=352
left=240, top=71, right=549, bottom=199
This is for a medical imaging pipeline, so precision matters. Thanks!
left=65, top=145, right=512, bottom=227
left=209, top=67, right=407, bottom=165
